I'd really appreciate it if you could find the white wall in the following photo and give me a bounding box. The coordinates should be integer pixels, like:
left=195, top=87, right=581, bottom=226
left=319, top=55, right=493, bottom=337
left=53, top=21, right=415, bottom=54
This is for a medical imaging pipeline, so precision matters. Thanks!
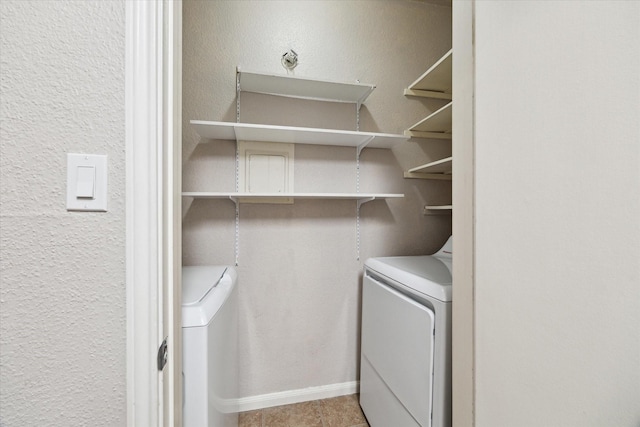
left=182, top=0, right=452, bottom=398
left=0, top=1, right=126, bottom=425
left=472, top=1, right=640, bottom=426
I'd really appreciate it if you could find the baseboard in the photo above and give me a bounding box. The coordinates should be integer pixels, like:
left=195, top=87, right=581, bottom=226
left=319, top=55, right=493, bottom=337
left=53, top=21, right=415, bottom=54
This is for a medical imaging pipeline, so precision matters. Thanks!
left=236, top=381, right=360, bottom=412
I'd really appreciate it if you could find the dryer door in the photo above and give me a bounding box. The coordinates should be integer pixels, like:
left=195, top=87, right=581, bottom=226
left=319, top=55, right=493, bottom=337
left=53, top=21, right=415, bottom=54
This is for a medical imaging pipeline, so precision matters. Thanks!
left=361, top=272, right=435, bottom=426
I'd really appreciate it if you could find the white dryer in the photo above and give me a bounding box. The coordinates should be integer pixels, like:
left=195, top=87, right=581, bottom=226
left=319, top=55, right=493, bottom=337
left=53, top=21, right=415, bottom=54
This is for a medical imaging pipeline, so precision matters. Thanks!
left=360, top=236, right=452, bottom=427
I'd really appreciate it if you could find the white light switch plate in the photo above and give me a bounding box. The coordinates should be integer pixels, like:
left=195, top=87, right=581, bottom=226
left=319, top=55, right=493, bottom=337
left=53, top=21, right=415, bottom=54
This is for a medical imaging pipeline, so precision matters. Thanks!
left=66, top=153, right=107, bottom=212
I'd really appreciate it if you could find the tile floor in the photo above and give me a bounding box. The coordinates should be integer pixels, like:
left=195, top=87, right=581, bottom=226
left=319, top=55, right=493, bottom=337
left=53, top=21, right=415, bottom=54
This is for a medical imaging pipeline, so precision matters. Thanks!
left=239, top=394, right=369, bottom=427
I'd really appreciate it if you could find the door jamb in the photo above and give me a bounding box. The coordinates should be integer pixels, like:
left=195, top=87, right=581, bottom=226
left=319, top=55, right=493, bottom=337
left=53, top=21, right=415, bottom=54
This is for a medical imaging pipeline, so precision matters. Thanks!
left=452, top=0, right=476, bottom=426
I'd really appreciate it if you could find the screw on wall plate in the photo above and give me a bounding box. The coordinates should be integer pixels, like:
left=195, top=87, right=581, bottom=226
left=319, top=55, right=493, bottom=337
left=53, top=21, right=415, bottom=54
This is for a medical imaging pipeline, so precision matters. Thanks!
left=281, top=49, right=298, bottom=70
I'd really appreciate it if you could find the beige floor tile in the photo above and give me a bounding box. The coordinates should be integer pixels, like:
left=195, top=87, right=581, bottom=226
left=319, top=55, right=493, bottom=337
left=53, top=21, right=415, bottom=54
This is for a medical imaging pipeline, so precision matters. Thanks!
left=319, top=394, right=368, bottom=427
left=263, top=401, right=323, bottom=427
left=239, top=409, right=262, bottom=427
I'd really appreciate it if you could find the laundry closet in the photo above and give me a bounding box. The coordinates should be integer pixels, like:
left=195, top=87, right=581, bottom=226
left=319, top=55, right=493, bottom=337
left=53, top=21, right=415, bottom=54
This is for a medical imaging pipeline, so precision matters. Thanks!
left=181, top=0, right=452, bottom=414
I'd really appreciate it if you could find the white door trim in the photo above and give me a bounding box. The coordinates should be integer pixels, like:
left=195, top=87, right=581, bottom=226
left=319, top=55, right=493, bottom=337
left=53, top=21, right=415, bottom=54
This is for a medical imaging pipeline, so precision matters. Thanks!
left=125, top=1, right=182, bottom=426
left=125, top=1, right=161, bottom=425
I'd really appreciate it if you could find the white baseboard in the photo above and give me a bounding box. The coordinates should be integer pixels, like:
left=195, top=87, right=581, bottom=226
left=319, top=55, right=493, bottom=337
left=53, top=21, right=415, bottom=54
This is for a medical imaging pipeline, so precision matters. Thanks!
left=236, top=381, right=360, bottom=412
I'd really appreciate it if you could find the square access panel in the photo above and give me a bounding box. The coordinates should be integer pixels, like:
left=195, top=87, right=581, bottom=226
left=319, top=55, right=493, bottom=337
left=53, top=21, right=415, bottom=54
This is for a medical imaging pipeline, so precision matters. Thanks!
left=238, top=141, right=294, bottom=204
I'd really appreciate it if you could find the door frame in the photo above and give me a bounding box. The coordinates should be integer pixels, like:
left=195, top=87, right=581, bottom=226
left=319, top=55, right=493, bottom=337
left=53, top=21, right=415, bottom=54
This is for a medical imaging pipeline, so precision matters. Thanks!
left=125, top=1, right=182, bottom=426
left=125, top=0, right=475, bottom=425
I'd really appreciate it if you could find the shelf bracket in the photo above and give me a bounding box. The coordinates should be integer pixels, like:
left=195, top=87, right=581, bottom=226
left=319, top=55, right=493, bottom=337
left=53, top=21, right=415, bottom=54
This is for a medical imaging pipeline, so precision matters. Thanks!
left=356, top=136, right=374, bottom=195
left=356, top=85, right=375, bottom=112
left=234, top=70, right=241, bottom=266
left=355, top=197, right=374, bottom=261
left=356, top=136, right=374, bottom=157
left=236, top=70, right=240, bottom=123
left=354, top=130, right=374, bottom=260
left=227, top=196, right=240, bottom=266
left=357, top=197, right=375, bottom=209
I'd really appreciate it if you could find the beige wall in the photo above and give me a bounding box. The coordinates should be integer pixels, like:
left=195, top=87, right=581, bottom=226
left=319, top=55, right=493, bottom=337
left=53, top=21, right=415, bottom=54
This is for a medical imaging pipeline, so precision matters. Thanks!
left=470, top=1, right=640, bottom=426
left=0, top=1, right=126, bottom=425
left=182, top=0, right=452, bottom=398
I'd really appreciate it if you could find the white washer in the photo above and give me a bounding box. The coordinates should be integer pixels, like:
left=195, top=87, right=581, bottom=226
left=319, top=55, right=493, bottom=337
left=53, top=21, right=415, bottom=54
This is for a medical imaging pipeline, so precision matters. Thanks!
left=182, top=266, right=239, bottom=427
left=360, top=237, right=452, bottom=427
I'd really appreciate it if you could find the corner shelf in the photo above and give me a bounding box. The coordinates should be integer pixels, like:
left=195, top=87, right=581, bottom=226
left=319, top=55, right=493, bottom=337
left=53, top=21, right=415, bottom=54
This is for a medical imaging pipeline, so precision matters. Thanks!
left=403, top=50, right=453, bottom=216
left=404, top=102, right=452, bottom=140
left=424, top=205, right=452, bottom=215
left=237, top=67, right=375, bottom=107
left=191, top=120, right=407, bottom=150
left=404, top=50, right=452, bottom=100
left=404, top=156, right=452, bottom=180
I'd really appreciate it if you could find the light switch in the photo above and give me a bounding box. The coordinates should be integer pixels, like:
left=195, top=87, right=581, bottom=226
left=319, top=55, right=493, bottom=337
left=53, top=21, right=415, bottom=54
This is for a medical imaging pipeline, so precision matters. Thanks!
left=67, top=153, right=107, bottom=212
left=76, top=166, right=95, bottom=198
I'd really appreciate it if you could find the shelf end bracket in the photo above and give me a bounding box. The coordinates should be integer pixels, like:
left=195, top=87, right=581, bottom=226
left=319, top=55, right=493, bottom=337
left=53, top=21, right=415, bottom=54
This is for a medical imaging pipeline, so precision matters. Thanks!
left=356, top=136, right=375, bottom=157
left=357, top=196, right=375, bottom=210
left=356, top=196, right=375, bottom=261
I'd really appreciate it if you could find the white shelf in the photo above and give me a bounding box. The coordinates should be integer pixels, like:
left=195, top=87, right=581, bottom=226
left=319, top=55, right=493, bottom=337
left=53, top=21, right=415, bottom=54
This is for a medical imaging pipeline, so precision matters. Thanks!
left=191, top=120, right=408, bottom=149
left=237, top=67, right=376, bottom=106
left=404, top=50, right=452, bottom=100
left=404, top=102, right=452, bottom=140
left=190, top=69, right=402, bottom=263
left=424, top=205, right=452, bottom=215
left=183, top=192, right=404, bottom=204
left=404, top=156, right=452, bottom=180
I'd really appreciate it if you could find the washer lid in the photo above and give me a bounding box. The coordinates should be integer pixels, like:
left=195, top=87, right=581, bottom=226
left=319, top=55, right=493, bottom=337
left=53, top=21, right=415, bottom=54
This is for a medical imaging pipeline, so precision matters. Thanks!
left=182, top=266, right=237, bottom=328
left=365, top=255, right=452, bottom=302
left=182, top=266, right=228, bottom=306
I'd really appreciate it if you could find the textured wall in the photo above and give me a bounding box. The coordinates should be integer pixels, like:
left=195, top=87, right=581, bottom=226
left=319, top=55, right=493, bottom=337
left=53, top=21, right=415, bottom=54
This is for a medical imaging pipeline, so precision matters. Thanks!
left=473, top=1, right=640, bottom=426
left=182, top=0, right=452, bottom=398
left=0, top=1, right=126, bottom=426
